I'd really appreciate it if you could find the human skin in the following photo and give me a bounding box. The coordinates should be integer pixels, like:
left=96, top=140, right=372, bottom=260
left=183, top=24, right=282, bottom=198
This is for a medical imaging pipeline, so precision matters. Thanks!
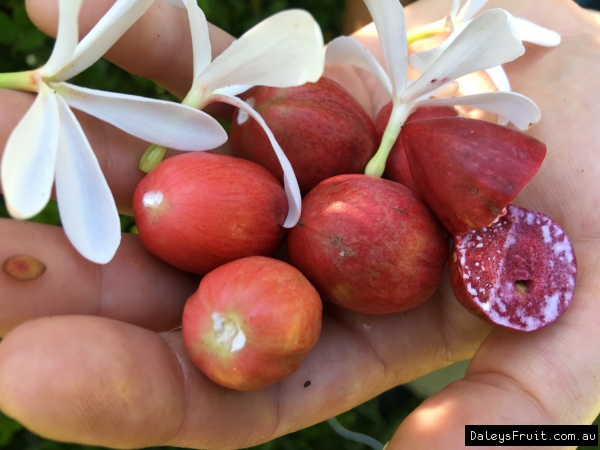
left=0, top=0, right=598, bottom=449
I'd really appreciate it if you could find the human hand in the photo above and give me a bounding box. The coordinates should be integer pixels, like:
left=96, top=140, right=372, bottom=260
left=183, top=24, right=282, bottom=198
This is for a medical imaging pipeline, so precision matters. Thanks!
left=378, top=0, right=600, bottom=447
left=0, top=1, right=597, bottom=450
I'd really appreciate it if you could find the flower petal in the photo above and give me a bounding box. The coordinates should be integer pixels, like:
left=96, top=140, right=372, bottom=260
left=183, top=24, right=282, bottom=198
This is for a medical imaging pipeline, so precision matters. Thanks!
left=408, top=31, right=456, bottom=73
left=198, top=10, right=324, bottom=94
left=513, top=17, right=561, bottom=46
left=183, top=0, right=211, bottom=82
left=211, top=85, right=253, bottom=97
left=363, top=0, right=408, bottom=98
left=449, top=0, right=461, bottom=17
left=208, top=93, right=301, bottom=228
left=54, top=97, right=121, bottom=264
left=401, top=9, right=524, bottom=104
left=1, top=84, right=59, bottom=219
left=41, top=0, right=83, bottom=78
left=456, top=0, right=489, bottom=22
left=485, top=65, right=511, bottom=91
left=325, top=36, right=392, bottom=97
left=55, top=0, right=154, bottom=81
left=415, top=91, right=541, bottom=130
left=54, top=82, right=227, bottom=151
left=162, top=0, right=185, bottom=7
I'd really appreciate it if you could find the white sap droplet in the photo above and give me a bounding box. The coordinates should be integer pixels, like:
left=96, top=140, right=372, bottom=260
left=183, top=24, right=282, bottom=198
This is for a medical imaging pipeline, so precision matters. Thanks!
left=340, top=251, right=345, bottom=257
left=143, top=191, right=163, bottom=209
left=212, top=312, right=225, bottom=331
left=363, top=323, right=371, bottom=331
left=231, top=329, right=246, bottom=352
left=476, top=243, right=483, bottom=248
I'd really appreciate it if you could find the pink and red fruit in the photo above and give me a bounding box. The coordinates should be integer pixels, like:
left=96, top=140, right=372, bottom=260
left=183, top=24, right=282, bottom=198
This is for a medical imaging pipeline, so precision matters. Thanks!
left=182, top=256, right=322, bottom=391
left=133, top=152, right=287, bottom=275
left=230, top=77, right=378, bottom=196
left=449, top=205, right=576, bottom=332
left=375, top=103, right=459, bottom=192
left=287, top=174, right=448, bottom=314
left=401, top=117, right=546, bottom=235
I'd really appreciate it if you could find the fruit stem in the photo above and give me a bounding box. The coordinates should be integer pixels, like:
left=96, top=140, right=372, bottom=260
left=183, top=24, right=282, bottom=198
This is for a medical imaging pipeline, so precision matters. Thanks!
left=365, top=102, right=412, bottom=177
left=406, top=18, right=448, bottom=46
left=0, top=70, right=39, bottom=92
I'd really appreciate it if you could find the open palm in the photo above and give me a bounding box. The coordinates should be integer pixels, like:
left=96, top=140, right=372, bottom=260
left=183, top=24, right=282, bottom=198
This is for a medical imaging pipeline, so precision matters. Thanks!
left=0, top=0, right=598, bottom=449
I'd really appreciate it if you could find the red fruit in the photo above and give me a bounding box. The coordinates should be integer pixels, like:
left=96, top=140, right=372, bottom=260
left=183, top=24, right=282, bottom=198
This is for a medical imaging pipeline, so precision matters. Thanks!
left=449, top=205, right=576, bottom=332
left=287, top=175, right=448, bottom=314
left=182, top=256, right=322, bottom=391
left=375, top=102, right=459, bottom=192
left=230, top=77, right=378, bottom=196
left=133, top=152, right=287, bottom=275
left=401, top=117, right=546, bottom=235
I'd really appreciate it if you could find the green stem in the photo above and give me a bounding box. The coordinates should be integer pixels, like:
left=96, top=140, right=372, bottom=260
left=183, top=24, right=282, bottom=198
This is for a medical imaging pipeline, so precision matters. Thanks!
left=365, top=103, right=412, bottom=177
left=406, top=19, right=448, bottom=46
left=139, top=144, right=169, bottom=173
left=0, top=70, right=38, bottom=92
left=138, top=84, right=209, bottom=173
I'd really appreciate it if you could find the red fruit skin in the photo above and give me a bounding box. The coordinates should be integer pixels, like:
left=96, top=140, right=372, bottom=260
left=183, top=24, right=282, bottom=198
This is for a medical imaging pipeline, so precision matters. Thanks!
left=375, top=102, right=459, bottom=192
left=182, top=256, right=322, bottom=391
left=287, top=175, right=448, bottom=314
left=133, top=152, right=287, bottom=275
left=449, top=205, right=577, bottom=332
left=401, top=117, right=546, bottom=235
left=230, top=77, right=378, bottom=196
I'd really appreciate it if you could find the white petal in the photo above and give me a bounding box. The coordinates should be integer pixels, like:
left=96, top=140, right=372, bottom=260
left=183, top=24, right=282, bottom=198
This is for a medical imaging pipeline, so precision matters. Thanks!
left=401, top=9, right=524, bottom=104
left=363, top=0, right=408, bottom=98
left=325, top=36, right=392, bottom=98
left=513, top=17, right=561, bottom=47
left=54, top=97, right=121, bottom=264
left=211, top=85, right=253, bottom=97
left=485, top=65, right=511, bottom=91
left=456, top=0, right=488, bottom=22
left=1, top=84, right=59, bottom=219
left=208, top=94, right=301, bottom=228
left=449, top=0, right=461, bottom=17
left=41, top=0, right=83, bottom=78
left=415, top=91, right=541, bottom=130
left=55, top=0, right=154, bottom=81
left=409, top=31, right=456, bottom=73
left=54, top=82, right=227, bottom=151
left=198, top=10, right=324, bottom=94
left=162, top=0, right=185, bottom=8
left=184, top=0, right=211, bottom=81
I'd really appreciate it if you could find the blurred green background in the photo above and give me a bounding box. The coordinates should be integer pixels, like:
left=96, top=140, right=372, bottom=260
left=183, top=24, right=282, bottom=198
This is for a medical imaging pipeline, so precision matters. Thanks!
left=0, top=0, right=599, bottom=449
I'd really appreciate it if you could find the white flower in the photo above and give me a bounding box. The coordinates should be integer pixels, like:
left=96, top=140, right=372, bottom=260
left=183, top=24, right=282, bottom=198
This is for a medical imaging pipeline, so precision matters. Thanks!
left=325, top=0, right=542, bottom=177
left=1, top=0, right=229, bottom=264
left=410, top=0, right=561, bottom=91
left=153, top=0, right=325, bottom=228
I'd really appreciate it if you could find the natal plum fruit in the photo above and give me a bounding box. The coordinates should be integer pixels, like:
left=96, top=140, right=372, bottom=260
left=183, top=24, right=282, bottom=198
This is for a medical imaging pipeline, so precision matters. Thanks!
left=449, top=205, right=576, bottom=331
left=230, top=77, right=378, bottom=196
left=182, top=256, right=322, bottom=391
left=133, top=152, right=287, bottom=275
left=287, top=174, right=448, bottom=314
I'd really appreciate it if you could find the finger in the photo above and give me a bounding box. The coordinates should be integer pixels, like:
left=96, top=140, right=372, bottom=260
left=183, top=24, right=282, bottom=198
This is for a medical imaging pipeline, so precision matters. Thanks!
left=0, top=287, right=490, bottom=448
left=0, top=218, right=198, bottom=336
left=26, top=0, right=235, bottom=99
